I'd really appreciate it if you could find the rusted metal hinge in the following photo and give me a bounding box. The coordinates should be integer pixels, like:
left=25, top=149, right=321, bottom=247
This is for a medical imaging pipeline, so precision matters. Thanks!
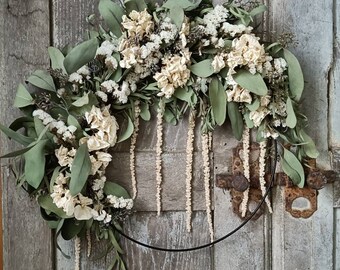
left=216, top=144, right=339, bottom=219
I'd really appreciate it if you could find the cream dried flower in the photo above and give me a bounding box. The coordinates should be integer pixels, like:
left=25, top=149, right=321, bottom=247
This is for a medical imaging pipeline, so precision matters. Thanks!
left=121, top=9, right=154, bottom=38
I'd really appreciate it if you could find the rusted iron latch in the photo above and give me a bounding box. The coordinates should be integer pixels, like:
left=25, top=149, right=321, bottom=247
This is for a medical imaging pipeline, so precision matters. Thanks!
left=216, top=144, right=339, bottom=220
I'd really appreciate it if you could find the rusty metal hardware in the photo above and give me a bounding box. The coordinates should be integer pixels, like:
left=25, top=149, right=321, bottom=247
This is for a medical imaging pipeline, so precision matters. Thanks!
left=216, top=143, right=339, bottom=220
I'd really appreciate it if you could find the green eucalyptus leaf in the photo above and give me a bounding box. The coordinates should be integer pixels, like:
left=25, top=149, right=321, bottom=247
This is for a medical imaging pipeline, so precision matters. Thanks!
left=190, top=59, right=215, bottom=78
left=117, top=116, right=134, bottom=143
left=140, top=103, right=151, bottom=121
left=70, top=143, right=91, bottom=196
left=64, top=38, right=98, bottom=74
left=50, top=166, right=62, bottom=193
left=48, top=47, right=67, bottom=74
left=0, top=123, right=35, bottom=146
left=163, top=0, right=202, bottom=11
left=286, top=97, right=297, bottom=128
left=174, top=86, right=192, bottom=103
left=38, top=195, right=69, bottom=219
left=0, top=144, right=36, bottom=158
left=283, top=49, right=304, bottom=101
left=169, top=6, right=184, bottom=29
left=233, top=69, right=268, bottom=96
left=9, top=117, right=33, bottom=131
left=99, top=0, right=124, bottom=37
left=244, top=112, right=254, bottom=129
left=61, top=219, right=85, bottom=240
left=249, top=5, right=267, bottom=17
left=27, top=70, right=56, bottom=92
left=108, top=230, right=124, bottom=254
left=164, top=108, right=177, bottom=125
left=300, top=129, right=319, bottom=158
left=104, top=182, right=130, bottom=199
left=209, top=77, right=226, bottom=126
left=245, top=99, right=260, bottom=112
left=72, top=93, right=90, bottom=107
left=14, top=84, right=34, bottom=108
left=125, top=0, right=147, bottom=13
left=24, top=139, right=48, bottom=189
left=228, top=101, right=244, bottom=140
left=282, top=148, right=305, bottom=188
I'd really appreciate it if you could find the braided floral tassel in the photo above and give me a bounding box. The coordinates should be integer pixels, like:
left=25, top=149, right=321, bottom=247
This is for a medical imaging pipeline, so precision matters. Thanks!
left=259, top=140, right=273, bottom=213
left=130, top=102, right=141, bottom=199
left=74, top=236, right=81, bottom=270
left=185, top=109, right=196, bottom=232
left=202, top=133, right=214, bottom=242
left=240, top=127, right=250, bottom=217
left=156, top=103, right=164, bottom=216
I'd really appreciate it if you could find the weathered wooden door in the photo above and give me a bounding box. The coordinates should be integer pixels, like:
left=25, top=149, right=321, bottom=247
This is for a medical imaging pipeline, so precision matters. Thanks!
left=1, top=0, right=339, bottom=269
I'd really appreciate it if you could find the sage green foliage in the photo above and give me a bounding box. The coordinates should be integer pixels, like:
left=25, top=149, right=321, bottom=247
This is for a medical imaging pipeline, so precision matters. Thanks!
left=233, top=69, right=268, bottom=96
left=190, top=59, right=215, bottom=78
left=70, top=143, right=92, bottom=196
left=104, top=182, right=130, bottom=199
left=283, top=49, right=304, bottom=102
left=99, top=0, right=125, bottom=37
left=281, top=148, right=305, bottom=188
left=228, top=102, right=244, bottom=140
left=14, top=84, right=34, bottom=108
left=64, top=38, right=98, bottom=74
left=209, top=77, right=227, bottom=126
left=27, top=70, right=56, bottom=92
left=48, top=47, right=67, bottom=73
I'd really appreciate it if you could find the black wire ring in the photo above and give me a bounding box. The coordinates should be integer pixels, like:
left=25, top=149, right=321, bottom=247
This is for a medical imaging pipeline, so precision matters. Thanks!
left=114, top=140, right=278, bottom=252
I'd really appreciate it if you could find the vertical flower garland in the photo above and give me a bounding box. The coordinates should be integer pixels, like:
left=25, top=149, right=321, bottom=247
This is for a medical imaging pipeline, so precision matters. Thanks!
left=259, top=140, right=273, bottom=212
left=202, top=132, right=214, bottom=241
left=130, top=102, right=141, bottom=199
left=156, top=100, right=165, bottom=216
left=185, top=109, right=196, bottom=232
left=74, top=236, right=81, bottom=270
left=240, top=127, right=250, bottom=217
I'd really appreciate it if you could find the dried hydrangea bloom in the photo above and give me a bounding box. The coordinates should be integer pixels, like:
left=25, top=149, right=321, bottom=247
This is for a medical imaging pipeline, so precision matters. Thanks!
left=121, top=9, right=154, bottom=38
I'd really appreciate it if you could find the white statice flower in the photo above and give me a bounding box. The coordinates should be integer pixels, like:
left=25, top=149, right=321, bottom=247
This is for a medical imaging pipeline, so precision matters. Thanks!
left=92, top=176, right=106, bottom=191
left=77, top=65, right=91, bottom=77
left=212, top=54, right=226, bottom=73
left=158, top=17, right=178, bottom=44
left=95, top=90, right=108, bottom=102
left=273, top=57, right=287, bottom=75
left=121, top=9, right=154, bottom=38
left=221, top=22, right=253, bottom=37
left=203, top=5, right=229, bottom=37
left=101, top=80, right=119, bottom=93
left=227, top=34, right=267, bottom=75
left=55, top=146, right=76, bottom=167
left=249, top=107, right=270, bottom=127
left=74, top=194, right=94, bottom=220
left=180, top=17, right=190, bottom=48
left=154, top=49, right=191, bottom=98
left=96, top=40, right=116, bottom=57
left=105, top=56, right=118, bottom=70
left=112, top=81, right=130, bottom=104
left=93, top=209, right=112, bottom=224
left=107, top=195, right=134, bottom=210
left=69, top=73, right=84, bottom=84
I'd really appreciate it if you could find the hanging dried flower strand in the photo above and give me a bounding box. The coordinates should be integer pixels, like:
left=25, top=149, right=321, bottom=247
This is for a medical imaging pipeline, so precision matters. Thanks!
left=130, top=102, right=141, bottom=199
left=202, top=132, right=214, bottom=241
left=240, top=127, right=250, bottom=217
left=74, top=236, right=81, bottom=270
left=185, top=109, right=196, bottom=232
left=259, top=140, right=273, bottom=212
left=86, top=230, right=91, bottom=258
left=156, top=101, right=165, bottom=216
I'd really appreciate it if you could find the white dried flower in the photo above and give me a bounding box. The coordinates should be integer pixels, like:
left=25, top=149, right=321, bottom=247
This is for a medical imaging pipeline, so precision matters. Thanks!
left=105, top=56, right=118, bottom=70
left=96, top=40, right=116, bottom=57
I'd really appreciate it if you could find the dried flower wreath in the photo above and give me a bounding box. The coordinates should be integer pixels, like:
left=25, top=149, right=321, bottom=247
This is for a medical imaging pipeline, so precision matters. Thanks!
left=0, top=0, right=318, bottom=268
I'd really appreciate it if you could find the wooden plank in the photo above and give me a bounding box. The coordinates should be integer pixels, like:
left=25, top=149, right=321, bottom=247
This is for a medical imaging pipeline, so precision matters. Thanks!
left=56, top=211, right=212, bottom=270
left=329, top=0, right=340, bottom=148
left=0, top=0, right=53, bottom=269
left=336, top=208, right=340, bottom=270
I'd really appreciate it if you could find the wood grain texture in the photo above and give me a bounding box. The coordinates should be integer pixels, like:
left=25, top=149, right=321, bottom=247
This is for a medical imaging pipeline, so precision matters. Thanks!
left=333, top=149, right=340, bottom=208
left=0, top=0, right=53, bottom=269
left=56, top=211, right=212, bottom=270
left=268, top=0, right=333, bottom=167
left=329, top=0, right=340, bottom=148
